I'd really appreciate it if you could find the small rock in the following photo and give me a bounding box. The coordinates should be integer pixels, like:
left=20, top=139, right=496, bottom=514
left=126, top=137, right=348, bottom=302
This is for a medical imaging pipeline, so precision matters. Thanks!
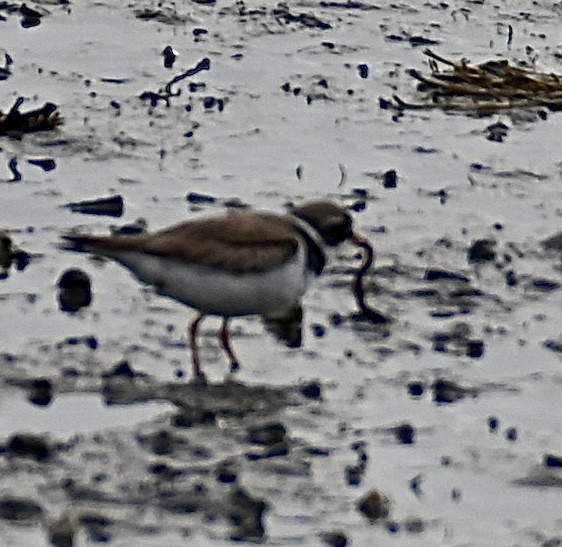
left=6, top=433, right=52, bottom=462
left=162, top=45, right=177, bottom=68
left=466, top=339, right=484, bottom=358
left=357, top=63, right=368, bottom=79
left=432, top=378, right=475, bottom=404
left=485, top=121, right=509, bottom=142
left=186, top=191, right=216, bottom=204
left=300, top=380, right=322, bottom=400
left=382, top=169, right=397, bottom=188
left=320, top=530, right=348, bottom=547
left=467, top=239, right=496, bottom=264
left=404, top=517, right=425, bottom=534
left=57, top=268, right=92, bottom=312
left=487, top=416, right=499, bottom=432
left=407, top=381, right=424, bottom=397
left=409, top=474, right=423, bottom=496
left=393, top=422, right=415, bottom=444
left=505, top=427, right=518, bottom=442
left=543, top=454, right=562, bottom=468
left=345, top=463, right=365, bottom=486
left=357, top=489, right=391, bottom=522
left=216, top=459, right=238, bottom=483
left=28, top=378, right=53, bottom=406
left=505, top=270, right=518, bottom=286
left=65, top=195, right=124, bottom=217
left=424, top=268, right=469, bottom=283
left=0, top=496, right=43, bottom=522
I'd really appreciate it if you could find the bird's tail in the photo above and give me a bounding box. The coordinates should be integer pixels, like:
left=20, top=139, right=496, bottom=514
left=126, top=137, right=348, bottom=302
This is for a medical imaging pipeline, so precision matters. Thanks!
left=60, top=234, right=104, bottom=253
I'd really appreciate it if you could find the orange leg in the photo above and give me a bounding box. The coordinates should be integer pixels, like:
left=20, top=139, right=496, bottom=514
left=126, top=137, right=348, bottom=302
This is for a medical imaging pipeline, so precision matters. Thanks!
left=219, top=318, right=240, bottom=373
left=188, top=313, right=206, bottom=379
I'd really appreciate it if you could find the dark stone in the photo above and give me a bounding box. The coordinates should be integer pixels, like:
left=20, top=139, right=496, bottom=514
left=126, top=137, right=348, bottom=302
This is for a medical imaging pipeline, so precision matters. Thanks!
left=544, top=454, right=562, bottom=468
left=28, top=378, right=53, bottom=406
left=404, top=517, right=425, bottom=534
left=329, top=313, right=344, bottom=326
left=487, top=416, right=499, bottom=432
left=382, top=169, right=397, bottom=188
left=0, top=496, right=42, bottom=521
left=544, top=339, right=562, bottom=354
left=311, top=323, right=326, bottom=338
left=466, top=339, right=484, bottom=358
left=531, top=278, right=560, bottom=292
left=186, top=191, right=216, bottom=204
left=394, top=423, right=415, bottom=444
left=345, top=464, right=364, bottom=486
left=6, top=434, right=52, bottom=462
left=467, top=239, right=496, bottom=264
left=57, top=268, right=92, bottom=312
left=162, top=46, right=177, bottom=68
left=432, top=378, right=474, bottom=404
left=320, top=530, right=348, bottom=546
left=300, top=381, right=322, bottom=400
left=216, top=460, right=238, bottom=483
left=409, top=474, right=422, bottom=495
left=505, top=270, right=518, bottom=286
left=425, top=268, right=470, bottom=283
left=27, top=158, right=56, bottom=171
left=203, top=96, right=216, bottom=109
left=407, top=381, right=424, bottom=397
left=66, top=195, right=124, bottom=217
left=357, top=63, right=368, bottom=79
left=357, top=489, right=390, bottom=521
left=505, top=427, right=518, bottom=442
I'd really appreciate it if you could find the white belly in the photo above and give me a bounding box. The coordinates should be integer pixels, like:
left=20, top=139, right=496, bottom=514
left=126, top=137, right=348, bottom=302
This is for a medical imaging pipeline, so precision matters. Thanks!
left=105, top=247, right=310, bottom=317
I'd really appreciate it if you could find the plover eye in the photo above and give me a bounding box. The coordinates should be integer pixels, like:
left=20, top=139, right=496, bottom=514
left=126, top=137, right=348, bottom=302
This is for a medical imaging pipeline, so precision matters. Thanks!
left=320, top=215, right=352, bottom=245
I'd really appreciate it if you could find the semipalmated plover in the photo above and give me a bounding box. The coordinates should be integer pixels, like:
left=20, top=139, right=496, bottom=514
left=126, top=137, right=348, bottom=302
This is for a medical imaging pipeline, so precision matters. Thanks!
left=62, top=200, right=377, bottom=378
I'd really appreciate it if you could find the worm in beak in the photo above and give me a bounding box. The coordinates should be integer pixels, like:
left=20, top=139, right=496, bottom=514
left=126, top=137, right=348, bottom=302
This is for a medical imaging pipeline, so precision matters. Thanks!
left=350, top=232, right=389, bottom=324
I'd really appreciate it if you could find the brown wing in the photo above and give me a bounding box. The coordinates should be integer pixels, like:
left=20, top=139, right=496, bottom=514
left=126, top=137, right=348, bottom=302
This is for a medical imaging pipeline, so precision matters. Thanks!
left=65, top=212, right=300, bottom=274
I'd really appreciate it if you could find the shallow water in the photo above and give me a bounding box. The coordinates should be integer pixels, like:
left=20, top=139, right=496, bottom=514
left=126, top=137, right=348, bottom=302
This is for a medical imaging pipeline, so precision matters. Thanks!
left=1, top=0, right=562, bottom=545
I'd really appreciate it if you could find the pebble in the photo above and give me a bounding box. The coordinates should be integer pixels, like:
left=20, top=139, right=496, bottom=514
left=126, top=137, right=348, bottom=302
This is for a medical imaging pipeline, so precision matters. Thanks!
left=394, top=422, right=416, bottom=444
left=5, top=433, right=53, bottom=462
left=467, top=238, right=496, bottom=263
left=320, top=530, right=348, bottom=547
left=0, top=496, right=43, bottom=522
left=57, top=268, right=92, bottom=313
left=357, top=489, right=391, bottom=522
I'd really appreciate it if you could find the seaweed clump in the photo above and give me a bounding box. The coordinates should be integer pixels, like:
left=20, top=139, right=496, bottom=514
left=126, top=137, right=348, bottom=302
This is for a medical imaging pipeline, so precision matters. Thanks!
left=382, top=49, right=562, bottom=115
left=0, top=97, right=63, bottom=136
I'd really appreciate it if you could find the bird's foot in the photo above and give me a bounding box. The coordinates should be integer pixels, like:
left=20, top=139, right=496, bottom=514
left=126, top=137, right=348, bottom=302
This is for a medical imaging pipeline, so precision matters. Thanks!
left=229, top=360, right=240, bottom=373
